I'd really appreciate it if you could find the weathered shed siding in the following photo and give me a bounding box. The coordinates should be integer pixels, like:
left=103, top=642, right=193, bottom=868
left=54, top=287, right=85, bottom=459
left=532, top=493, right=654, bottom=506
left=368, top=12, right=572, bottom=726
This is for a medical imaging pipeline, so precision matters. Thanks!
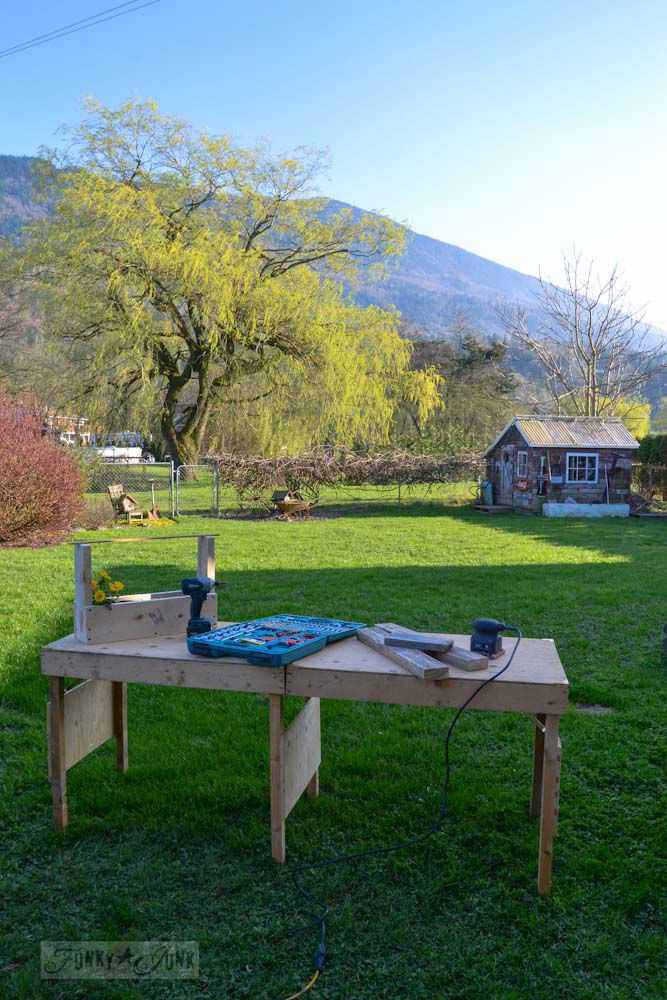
left=486, top=431, right=634, bottom=512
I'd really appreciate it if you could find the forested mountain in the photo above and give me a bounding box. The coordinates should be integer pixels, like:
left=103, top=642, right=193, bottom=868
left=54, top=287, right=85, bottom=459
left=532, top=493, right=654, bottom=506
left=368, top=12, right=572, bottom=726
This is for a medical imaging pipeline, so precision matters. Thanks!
left=0, top=156, right=48, bottom=235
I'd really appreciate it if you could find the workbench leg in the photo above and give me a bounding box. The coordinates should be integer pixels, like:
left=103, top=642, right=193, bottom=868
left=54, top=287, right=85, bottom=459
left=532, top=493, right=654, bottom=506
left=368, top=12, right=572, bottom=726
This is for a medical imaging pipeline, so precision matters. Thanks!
left=537, top=714, right=561, bottom=896
left=48, top=677, right=68, bottom=831
left=269, top=696, right=321, bottom=862
left=269, top=695, right=286, bottom=863
left=530, top=714, right=546, bottom=819
left=112, top=682, right=128, bottom=773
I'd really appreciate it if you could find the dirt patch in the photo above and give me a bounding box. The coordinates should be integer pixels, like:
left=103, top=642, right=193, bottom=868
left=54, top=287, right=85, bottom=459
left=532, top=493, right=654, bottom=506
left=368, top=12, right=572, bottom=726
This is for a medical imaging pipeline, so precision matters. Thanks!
left=575, top=702, right=615, bottom=715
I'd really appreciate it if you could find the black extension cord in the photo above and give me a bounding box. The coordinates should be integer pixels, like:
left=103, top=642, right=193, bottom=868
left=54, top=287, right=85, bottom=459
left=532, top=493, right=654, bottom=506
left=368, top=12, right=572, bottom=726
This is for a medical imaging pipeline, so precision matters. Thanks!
left=276, top=625, right=523, bottom=991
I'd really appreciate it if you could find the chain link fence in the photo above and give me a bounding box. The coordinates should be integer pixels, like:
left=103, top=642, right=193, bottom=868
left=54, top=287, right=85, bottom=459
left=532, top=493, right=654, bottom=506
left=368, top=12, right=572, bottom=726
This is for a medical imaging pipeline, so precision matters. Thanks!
left=208, top=453, right=485, bottom=516
left=81, top=455, right=484, bottom=520
left=175, top=464, right=220, bottom=516
left=84, top=460, right=175, bottom=517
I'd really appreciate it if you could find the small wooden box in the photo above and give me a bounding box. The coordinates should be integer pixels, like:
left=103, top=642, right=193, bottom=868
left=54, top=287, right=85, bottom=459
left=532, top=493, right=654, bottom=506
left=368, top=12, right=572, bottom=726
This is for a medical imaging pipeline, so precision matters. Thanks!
left=74, top=535, right=217, bottom=644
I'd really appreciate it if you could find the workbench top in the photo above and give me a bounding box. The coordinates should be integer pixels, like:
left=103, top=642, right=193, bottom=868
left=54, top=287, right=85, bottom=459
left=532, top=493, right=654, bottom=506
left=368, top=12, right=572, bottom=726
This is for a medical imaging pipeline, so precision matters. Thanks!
left=43, top=628, right=567, bottom=714
left=285, top=632, right=567, bottom=714
left=42, top=630, right=284, bottom=695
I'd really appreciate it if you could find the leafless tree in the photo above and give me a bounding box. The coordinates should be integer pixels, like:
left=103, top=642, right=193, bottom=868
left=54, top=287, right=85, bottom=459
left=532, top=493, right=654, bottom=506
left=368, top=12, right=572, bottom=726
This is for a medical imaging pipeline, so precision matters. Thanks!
left=498, top=252, right=666, bottom=416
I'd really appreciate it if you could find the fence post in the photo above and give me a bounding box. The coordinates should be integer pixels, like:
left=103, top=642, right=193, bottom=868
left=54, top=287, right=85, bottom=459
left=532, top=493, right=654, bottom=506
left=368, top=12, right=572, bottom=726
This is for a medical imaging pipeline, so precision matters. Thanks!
left=170, top=461, right=175, bottom=518
left=175, top=465, right=182, bottom=516
left=397, top=481, right=402, bottom=507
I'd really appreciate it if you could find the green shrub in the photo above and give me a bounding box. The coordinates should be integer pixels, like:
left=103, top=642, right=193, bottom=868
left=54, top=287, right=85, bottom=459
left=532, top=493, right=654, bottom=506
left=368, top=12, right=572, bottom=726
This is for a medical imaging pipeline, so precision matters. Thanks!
left=638, top=433, right=667, bottom=465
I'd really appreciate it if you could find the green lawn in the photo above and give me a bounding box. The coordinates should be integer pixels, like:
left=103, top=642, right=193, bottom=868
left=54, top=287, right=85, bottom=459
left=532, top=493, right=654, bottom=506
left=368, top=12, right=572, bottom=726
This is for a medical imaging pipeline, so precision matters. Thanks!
left=1, top=505, right=665, bottom=999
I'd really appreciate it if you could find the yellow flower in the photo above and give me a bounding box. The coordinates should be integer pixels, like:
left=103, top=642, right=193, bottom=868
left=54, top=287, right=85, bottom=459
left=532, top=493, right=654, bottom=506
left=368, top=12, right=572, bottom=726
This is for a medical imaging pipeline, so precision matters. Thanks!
left=93, top=589, right=107, bottom=604
left=99, top=570, right=111, bottom=581
left=92, top=579, right=99, bottom=588
left=109, top=581, right=124, bottom=593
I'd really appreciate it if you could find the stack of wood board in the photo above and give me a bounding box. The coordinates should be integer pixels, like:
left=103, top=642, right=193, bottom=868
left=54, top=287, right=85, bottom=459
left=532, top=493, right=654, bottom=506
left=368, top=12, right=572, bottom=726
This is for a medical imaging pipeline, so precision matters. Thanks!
left=356, top=626, right=450, bottom=680
left=356, top=623, right=490, bottom=680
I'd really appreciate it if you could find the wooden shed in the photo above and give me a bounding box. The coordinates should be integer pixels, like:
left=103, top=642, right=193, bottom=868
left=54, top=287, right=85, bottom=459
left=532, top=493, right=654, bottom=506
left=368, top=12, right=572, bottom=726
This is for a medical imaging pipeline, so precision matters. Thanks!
left=482, top=415, right=639, bottom=513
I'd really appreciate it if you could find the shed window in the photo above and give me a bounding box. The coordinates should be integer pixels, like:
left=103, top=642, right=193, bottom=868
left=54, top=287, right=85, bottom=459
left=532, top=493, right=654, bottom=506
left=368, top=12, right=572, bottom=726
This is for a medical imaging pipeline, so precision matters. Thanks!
left=516, top=451, right=528, bottom=477
left=566, top=452, right=598, bottom=483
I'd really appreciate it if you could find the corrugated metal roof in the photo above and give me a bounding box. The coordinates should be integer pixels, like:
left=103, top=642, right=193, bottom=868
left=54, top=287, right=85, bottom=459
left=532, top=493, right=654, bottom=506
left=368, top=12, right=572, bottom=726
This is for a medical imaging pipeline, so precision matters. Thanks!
left=483, top=415, right=640, bottom=455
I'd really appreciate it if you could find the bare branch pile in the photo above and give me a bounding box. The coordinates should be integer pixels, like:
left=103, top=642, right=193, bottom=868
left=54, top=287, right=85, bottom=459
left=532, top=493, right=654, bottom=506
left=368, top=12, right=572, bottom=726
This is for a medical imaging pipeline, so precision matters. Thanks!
left=208, top=450, right=484, bottom=507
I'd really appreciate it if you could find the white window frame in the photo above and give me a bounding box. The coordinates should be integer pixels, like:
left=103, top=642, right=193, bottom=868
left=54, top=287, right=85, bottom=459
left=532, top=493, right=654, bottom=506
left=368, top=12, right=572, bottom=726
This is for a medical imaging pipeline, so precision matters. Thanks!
left=566, top=452, right=598, bottom=484
left=516, top=450, right=528, bottom=478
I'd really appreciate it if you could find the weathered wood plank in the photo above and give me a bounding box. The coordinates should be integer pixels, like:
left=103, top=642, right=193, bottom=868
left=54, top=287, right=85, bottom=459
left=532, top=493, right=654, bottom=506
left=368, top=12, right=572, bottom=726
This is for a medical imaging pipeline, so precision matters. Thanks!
left=441, top=646, right=489, bottom=671
left=383, top=632, right=453, bottom=653
left=356, top=627, right=449, bottom=681
left=377, top=623, right=488, bottom=671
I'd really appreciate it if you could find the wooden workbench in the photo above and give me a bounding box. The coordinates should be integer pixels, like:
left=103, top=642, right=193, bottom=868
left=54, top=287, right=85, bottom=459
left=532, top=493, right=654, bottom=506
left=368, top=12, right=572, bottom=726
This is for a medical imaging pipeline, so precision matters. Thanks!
left=42, top=629, right=567, bottom=895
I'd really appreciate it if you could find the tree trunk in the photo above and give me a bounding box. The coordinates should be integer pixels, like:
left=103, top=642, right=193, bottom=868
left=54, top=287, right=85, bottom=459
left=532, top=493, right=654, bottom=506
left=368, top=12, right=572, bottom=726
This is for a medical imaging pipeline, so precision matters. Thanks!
left=161, top=419, right=201, bottom=470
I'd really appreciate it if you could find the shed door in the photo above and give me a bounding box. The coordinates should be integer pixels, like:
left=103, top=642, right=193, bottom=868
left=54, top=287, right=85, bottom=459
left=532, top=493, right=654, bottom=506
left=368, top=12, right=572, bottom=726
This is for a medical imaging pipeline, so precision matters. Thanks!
left=499, top=450, right=514, bottom=505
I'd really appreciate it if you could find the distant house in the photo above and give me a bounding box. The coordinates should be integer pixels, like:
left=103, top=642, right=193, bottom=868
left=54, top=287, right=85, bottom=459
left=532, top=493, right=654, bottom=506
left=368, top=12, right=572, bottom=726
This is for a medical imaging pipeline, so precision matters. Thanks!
left=482, top=415, right=639, bottom=512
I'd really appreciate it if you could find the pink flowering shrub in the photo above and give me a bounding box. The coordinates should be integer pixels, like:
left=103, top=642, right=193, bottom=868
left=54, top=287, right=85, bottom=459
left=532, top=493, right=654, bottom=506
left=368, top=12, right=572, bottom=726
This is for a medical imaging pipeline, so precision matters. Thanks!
left=0, top=392, right=84, bottom=546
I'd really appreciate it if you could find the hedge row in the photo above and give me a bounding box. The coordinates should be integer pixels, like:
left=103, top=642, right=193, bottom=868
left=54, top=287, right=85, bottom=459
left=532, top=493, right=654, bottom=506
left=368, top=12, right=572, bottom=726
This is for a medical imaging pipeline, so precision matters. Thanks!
left=637, top=434, right=667, bottom=466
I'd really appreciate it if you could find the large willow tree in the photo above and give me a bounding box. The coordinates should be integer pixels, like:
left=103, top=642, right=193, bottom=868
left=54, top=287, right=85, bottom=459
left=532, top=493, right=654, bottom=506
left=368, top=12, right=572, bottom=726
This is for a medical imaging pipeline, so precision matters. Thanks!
left=21, top=100, right=439, bottom=464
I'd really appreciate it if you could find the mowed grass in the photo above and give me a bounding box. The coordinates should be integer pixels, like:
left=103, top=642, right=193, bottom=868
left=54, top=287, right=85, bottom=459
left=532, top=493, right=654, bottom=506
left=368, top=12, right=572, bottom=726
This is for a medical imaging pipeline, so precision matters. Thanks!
left=0, top=504, right=665, bottom=999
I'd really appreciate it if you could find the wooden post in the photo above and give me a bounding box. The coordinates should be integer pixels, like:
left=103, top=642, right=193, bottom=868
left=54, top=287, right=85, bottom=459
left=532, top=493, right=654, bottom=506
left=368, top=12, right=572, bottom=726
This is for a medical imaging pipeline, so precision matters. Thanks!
left=112, top=682, right=128, bottom=772
left=73, top=543, right=92, bottom=641
left=269, top=695, right=286, bottom=862
left=197, top=535, right=216, bottom=579
left=49, top=677, right=68, bottom=830
left=269, top=696, right=321, bottom=862
left=554, top=736, right=562, bottom=838
left=530, top=713, right=546, bottom=818
left=538, top=714, right=561, bottom=895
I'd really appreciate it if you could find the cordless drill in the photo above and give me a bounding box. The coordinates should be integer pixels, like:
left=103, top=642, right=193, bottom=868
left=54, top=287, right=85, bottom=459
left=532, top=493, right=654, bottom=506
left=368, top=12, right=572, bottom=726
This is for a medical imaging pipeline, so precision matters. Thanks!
left=181, top=577, right=220, bottom=636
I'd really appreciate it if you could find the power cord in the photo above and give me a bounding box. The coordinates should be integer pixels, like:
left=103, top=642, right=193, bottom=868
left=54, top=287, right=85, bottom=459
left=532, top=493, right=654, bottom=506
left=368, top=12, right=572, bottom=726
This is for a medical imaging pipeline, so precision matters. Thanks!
left=283, top=968, right=320, bottom=999
left=277, top=625, right=523, bottom=998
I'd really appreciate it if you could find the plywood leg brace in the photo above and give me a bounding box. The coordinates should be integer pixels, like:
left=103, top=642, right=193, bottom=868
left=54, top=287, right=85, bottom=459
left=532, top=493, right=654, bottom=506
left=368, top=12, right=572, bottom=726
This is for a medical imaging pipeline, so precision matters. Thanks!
left=269, top=695, right=321, bottom=862
left=537, top=714, right=561, bottom=895
left=47, top=676, right=127, bottom=830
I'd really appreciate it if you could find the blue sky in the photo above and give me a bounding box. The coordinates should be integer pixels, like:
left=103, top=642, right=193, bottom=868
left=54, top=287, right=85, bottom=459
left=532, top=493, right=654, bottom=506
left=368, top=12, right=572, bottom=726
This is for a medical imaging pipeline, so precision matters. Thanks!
left=3, top=0, right=667, bottom=324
